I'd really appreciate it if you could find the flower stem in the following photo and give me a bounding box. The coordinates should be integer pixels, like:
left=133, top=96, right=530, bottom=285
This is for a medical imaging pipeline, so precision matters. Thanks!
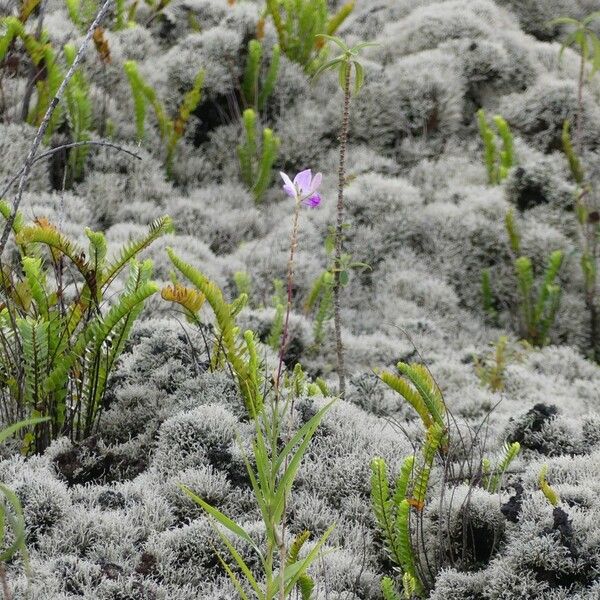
left=333, top=62, right=351, bottom=398
left=275, top=198, right=301, bottom=399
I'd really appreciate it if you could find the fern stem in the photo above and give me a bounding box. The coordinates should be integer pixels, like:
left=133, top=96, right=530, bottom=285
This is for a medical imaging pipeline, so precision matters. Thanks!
left=333, top=60, right=351, bottom=398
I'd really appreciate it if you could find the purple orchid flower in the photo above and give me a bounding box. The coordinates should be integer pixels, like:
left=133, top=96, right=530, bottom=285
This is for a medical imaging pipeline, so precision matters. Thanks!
left=280, top=169, right=322, bottom=207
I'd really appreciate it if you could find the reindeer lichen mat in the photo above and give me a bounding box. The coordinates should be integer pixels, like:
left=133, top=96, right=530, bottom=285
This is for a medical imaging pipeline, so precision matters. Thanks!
left=0, top=1, right=599, bottom=599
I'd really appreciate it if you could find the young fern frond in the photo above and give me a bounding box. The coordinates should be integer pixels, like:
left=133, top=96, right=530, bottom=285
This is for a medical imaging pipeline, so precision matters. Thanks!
left=125, top=61, right=202, bottom=176
left=539, top=464, right=560, bottom=506
left=379, top=369, right=433, bottom=429
left=487, top=441, right=520, bottom=493
left=515, top=256, right=534, bottom=334
left=21, top=257, right=48, bottom=319
left=396, top=363, right=446, bottom=429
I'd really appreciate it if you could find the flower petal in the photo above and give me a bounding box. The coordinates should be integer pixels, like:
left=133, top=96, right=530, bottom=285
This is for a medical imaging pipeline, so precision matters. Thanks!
left=280, top=172, right=296, bottom=197
left=309, top=172, right=322, bottom=193
left=294, top=169, right=312, bottom=194
left=302, top=193, right=321, bottom=208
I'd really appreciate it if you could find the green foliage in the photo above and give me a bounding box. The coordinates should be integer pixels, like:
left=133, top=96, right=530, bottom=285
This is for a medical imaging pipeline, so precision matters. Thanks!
left=237, top=108, right=280, bottom=203
left=502, top=212, right=564, bottom=347
left=267, top=279, right=285, bottom=351
left=124, top=60, right=204, bottom=178
left=0, top=17, right=64, bottom=135
left=64, top=0, right=99, bottom=31
left=395, top=363, right=446, bottom=430
left=562, top=120, right=585, bottom=185
left=481, top=268, right=497, bottom=322
left=539, top=464, right=560, bottom=507
left=0, top=207, right=172, bottom=452
left=485, top=441, right=521, bottom=493
left=381, top=577, right=402, bottom=600
left=264, top=0, right=354, bottom=69
left=0, top=418, right=49, bottom=582
left=313, top=35, right=375, bottom=95
left=233, top=271, right=252, bottom=304
left=476, top=109, right=515, bottom=184
left=561, top=119, right=600, bottom=363
left=505, top=209, right=521, bottom=254
left=63, top=43, right=93, bottom=184
left=304, top=270, right=334, bottom=346
left=164, top=249, right=263, bottom=418
left=411, top=423, right=444, bottom=509
left=551, top=12, right=600, bottom=78
left=514, top=251, right=564, bottom=347
left=370, top=456, right=424, bottom=598
left=181, top=393, right=336, bottom=600
left=474, top=336, right=527, bottom=392
left=242, top=40, right=280, bottom=111
left=305, top=230, right=369, bottom=347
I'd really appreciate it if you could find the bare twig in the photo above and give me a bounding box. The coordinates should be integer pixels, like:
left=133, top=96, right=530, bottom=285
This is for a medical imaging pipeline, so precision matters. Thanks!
left=0, top=140, right=142, bottom=200
left=0, top=0, right=113, bottom=257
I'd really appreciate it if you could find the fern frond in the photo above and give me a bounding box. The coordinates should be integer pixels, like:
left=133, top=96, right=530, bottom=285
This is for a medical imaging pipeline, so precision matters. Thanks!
left=370, top=457, right=402, bottom=567
left=393, top=455, right=415, bottom=508
left=166, top=248, right=262, bottom=417
left=18, top=316, right=49, bottom=410
left=161, top=283, right=206, bottom=315
left=380, top=370, right=432, bottom=429
left=412, top=423, right=444, bottom=509
left=21, top=257, right=48, bottom=319
left=396, top=499, right=422, bottom=592
left=396, top=363, right=445, bottom=428
left=381, top=577, right=402, bottom=600
left=102, top=216, right=173, bottom=288
left=487, top=441, right=520, bottom=493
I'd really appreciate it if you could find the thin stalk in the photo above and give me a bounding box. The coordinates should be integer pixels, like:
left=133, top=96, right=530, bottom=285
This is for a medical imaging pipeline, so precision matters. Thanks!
left=332, top=62, right=351, bottom=398
left=0, top=563, right=12, bottom=600
left=575, top=51, right=585, bottom=155
left=274, top=198, right=301, bottom=399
